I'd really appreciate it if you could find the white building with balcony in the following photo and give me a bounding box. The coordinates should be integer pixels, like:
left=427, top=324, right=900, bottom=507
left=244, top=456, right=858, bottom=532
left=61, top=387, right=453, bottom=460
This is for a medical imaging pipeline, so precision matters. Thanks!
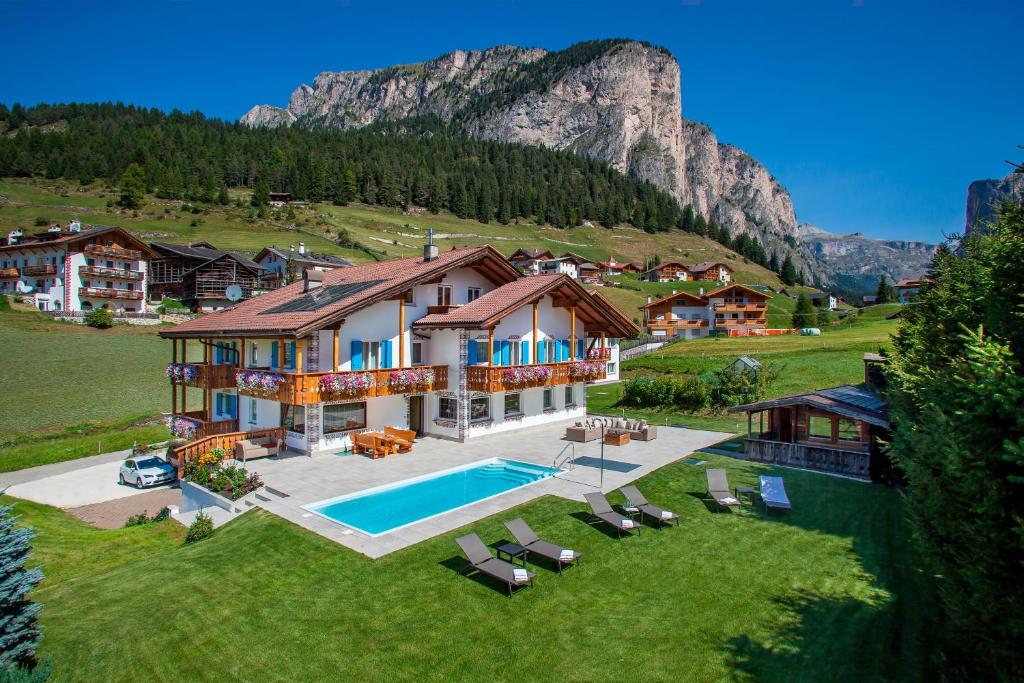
left=0, top=225, right=153, bottom=312
left=160, top=245, right=637, bottom=459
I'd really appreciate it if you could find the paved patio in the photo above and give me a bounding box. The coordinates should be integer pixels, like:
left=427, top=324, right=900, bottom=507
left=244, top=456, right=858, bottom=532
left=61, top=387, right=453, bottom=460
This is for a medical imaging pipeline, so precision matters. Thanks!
left=245, top=418, right=728, bottom=558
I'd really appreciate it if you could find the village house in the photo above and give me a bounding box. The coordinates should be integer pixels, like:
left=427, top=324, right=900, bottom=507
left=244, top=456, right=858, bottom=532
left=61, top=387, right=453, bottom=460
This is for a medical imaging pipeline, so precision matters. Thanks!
left=596, top=257, right=642, bottom=277
left=643, top=284, right=770, bottom=339
left=160, top=244, right=636, bottom=459
left=686, top=261, right=732, bottom=282
left=507, top=248, right=554, bottom=274
left=895, top=278, right=922, bottom=303
left=1, top=223, right=153, bottom=313
left=808, top=291, right=840, bottom=310
left=254, top=244, right=353, bottom=287
left=641, top=261, right=690, bottom=282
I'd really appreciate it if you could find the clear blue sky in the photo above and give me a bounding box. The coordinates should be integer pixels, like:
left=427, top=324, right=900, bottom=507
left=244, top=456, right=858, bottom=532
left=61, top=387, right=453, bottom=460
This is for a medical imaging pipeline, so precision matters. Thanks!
left=1, top=0, right=1021, bottom=243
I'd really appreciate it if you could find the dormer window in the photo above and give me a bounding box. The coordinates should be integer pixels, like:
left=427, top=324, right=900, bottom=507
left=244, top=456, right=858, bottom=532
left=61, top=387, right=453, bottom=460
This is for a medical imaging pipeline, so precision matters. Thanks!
left=437, top=284, right=452, bottom=307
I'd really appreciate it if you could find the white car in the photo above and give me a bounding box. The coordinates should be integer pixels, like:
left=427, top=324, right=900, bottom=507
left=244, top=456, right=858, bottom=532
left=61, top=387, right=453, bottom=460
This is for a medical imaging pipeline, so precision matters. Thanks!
left=119, top=456, right=177, bottom=488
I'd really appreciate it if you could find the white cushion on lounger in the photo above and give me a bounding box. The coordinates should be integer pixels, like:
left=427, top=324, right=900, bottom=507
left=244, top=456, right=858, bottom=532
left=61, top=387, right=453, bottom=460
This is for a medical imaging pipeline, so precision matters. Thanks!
left=721, top=496, right=739, bottom=505
left=559, top=549, right=575, bottom=561
left=621, top=519, right=634, bottom=529
left=513, top=568, right=528, bottom=582
left=661, top=510, right=674, bottom=519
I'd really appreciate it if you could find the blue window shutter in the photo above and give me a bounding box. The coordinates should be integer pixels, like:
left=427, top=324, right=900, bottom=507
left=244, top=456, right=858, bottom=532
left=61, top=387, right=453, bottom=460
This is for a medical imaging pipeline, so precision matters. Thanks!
left=522, top=340, right=530, bottom=364
left=382, top=340, right=392, bottom=369
left=468, top=340, right=477, bottom=365
left=288, top=342, right=296, bottom=370
left=562, top=339, right=570, bottom=361
left=271, top=342, right=279, bottom=368
left=537, top=340, right=544, bottom=363
left=229, top=395, right=237, bottom=419
left=492, top=339, right=500, bottom=365
left=216, top=394, right=223, bottom=417
left=554, top=340, right=562, bottom=363
left=350, top=340, right=363, bottom=370
left=500, top=340, right=510, bottom=366
left=577, top=339, right=584, bottom=360
left=215, top=345, right=222, bottom=364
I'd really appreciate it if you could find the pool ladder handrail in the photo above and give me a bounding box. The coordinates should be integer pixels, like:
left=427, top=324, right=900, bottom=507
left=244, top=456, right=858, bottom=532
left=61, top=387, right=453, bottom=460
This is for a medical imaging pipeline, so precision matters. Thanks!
left=552, top=442, right=575, bottom=471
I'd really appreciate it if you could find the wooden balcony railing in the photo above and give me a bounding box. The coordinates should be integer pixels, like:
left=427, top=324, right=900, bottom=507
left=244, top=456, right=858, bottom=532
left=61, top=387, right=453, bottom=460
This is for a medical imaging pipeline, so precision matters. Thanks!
left=22, top=263, right=56, bottom=276
left=172, top=410, right=240, bottom=439
left=714, top=303, right=766, bottom=313
left=714, top=317, right=767, bottom=327
left=168, top=426, right=284, bottom=475
left=745, top=438, right=870, bottom=479
left=168, top=363, right=238, bottom=389
left=80, top=286, right=143, bottom=300
left=80, top=265, right=143, bottom=281
left=235, top=365, right=449, bottom=405
left=466, top=361, right=605, bottom=393
left=0, top=268, right=19, bottom=279
left=84, top=244, right=143, bottom=261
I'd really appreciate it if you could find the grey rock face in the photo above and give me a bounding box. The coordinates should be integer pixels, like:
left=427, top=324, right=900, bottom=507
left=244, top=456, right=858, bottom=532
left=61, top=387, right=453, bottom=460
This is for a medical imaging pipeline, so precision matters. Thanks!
left=797, top=223, right=938, bottom=294
left=239, top=105, right=295, bottom=128
left=240, top=40, right=824, bottom=280
left=965, top=171, right=1024, bottom=236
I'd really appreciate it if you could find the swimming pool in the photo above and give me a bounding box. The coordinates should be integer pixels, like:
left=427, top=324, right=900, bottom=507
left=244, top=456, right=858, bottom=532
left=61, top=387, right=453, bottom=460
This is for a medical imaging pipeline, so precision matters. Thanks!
left=305, top=458, right=560, bottom=536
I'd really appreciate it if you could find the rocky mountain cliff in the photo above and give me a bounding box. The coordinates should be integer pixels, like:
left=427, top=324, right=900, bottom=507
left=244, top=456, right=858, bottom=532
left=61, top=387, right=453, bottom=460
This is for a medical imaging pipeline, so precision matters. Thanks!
left=965, top=169, right=1024, bottom=236
left=797, top=223, right=938, bottom=296
left=242, top=40, right=816, bottom=279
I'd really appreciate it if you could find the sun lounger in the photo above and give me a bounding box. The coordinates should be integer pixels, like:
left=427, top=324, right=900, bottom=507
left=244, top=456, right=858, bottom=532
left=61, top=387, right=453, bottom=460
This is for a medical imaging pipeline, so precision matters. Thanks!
left=456, top=533, right=535, bottom=596
left=759, top=475, right=792, bottom=512
left=504, top=518, right=581, bottom=573
left=583, top=492, right=640, bottom=537
left=706, top=468, right=741, bottom=511
left=619, top=485, right=679, bottom=527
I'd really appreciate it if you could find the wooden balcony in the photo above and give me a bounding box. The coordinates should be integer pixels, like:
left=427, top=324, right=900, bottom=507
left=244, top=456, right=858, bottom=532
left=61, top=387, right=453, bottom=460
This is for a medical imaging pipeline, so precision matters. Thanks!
left=0, top=268, right=19, bottom=279
left=714, top=303, right=766, bottom=313
left=84, top=244, right=143, bottom=261
left=80, top=264, right=143, bottom=281
left=80, top=286, right=143, bottom=300
left=714, top=317, right=766, bottom=327
left=235, top=365, right=449, bottom=405
left=745, top=437, right=869, bottom=479
left=466, top=361, right=605, bottom=393
left=168, top=426, right=284, bottom=475
left=168, top=363, right=237, bottom=389
left=22, top=263, right=56, bottom=276
left=172, top=410, right=240, bottom=439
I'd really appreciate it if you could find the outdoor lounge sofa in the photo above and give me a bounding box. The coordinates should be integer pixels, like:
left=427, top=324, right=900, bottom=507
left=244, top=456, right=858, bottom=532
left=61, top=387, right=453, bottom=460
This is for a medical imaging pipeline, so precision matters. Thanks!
left=234, top=436, right=281, bottom=463
left=583, top=492, right=640, bottom=537
left=565, top=421, right=600, bottom=442
left=759, top=475, right=792, bottom=512
left=456, top=533, right=535, bottom=596
left=504, top=518, right=582, bottom=573
left=619, top=485, right=679, bottom=527
left=384, top=426, right=415, bottom=453
left=566, top=418, right=658, bottom=442
left=706, top=468, right=741, bottom=511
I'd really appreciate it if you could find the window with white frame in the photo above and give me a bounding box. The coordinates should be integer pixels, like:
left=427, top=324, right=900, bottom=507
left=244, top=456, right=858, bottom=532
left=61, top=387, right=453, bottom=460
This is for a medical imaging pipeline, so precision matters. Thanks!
left=467, top=286, right=481, bottom=302
left=543, top=388, right=553, bottom=410
left=437, top=284, right=452, bottom=306
left=606, top=362, right=616, bottom=374
left=249, top=397, right=257, bottom=423
left=508, top=340, right=522, bottom=365
left=250, top=342, right=258, bottom=366
left=564, top=385, right=575, bottom=406
left=362, top=341, right=380, bottom=370
left=403, top=289, right=415, bottom=305
left=473, top=339, right=489, bottom=364
left=438, top=396, right=457, bottom=421
left=470, top=396, right=490, bottom=422
left=411, top=340, right=423, bottom=365
left=544, top=340, right=556, bottom=363
left=504, top=392, right=521, bottom=417
left=282, top=404, right=305, bottom=434
left=323, top=402, right=367, bottom=434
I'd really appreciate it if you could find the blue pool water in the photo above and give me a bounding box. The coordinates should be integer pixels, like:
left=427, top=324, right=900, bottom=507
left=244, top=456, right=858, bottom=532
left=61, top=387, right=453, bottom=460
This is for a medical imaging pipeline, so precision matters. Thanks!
left=308, top=458, right=559, bottom=535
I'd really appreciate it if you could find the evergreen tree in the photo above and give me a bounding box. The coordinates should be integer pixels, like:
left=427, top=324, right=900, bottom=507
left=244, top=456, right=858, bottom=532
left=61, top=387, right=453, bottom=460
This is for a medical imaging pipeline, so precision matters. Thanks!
left=768, top=251, right=780, bottom=274
left=680, top=204, right=695, bottom=232
left=816, top=304, right=832, bottom=327
left=791, top=293, right=816, bottom=328
left=887, top=203, right=1024, bottom=679
left=876, top=275, right=897, bottom=303
left=251, top=177, right=270, bottom=207
left=117, top=162, right=146, bottom=209
left=780, top=254, right=798, bottom=285
left=0, top=505, right=43, bottom=671
left=217, top=185, right=230, bottom=206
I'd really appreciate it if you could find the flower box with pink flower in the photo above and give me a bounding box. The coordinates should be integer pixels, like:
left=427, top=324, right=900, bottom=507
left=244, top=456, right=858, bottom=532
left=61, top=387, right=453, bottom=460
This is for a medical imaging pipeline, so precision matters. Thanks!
left=235, top=369, right=286, bottom=397
left=319, top=371, right=376, bottom=399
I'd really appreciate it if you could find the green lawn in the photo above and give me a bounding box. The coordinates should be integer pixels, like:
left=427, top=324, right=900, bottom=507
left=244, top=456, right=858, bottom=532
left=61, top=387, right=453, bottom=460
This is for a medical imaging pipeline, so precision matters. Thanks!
left=8, top=453, right=935, bottom=681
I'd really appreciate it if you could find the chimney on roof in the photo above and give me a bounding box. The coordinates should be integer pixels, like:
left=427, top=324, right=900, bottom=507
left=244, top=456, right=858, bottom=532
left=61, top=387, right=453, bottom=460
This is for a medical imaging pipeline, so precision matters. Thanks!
left=672, top=289, right=677, bottom=295
left=303, top=268, right=324, bottom=293
left=299, top=242, right=305, bottom=255
left=646, top=296, right=652, bottom=304
left=289, top=244, right=295, bottom=253
left=423, top=227, right=438, bottom=262
left=699, top=287, right=705, bottom=296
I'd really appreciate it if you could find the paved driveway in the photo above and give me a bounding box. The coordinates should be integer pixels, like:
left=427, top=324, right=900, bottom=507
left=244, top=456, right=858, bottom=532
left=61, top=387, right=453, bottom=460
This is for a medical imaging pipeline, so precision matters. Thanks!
left=5, top=458, right=174, bottom=508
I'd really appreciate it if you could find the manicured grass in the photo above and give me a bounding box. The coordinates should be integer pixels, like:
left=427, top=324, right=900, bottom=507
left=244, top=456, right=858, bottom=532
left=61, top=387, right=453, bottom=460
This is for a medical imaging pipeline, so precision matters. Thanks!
left=8, top=455, right=935, bottom=681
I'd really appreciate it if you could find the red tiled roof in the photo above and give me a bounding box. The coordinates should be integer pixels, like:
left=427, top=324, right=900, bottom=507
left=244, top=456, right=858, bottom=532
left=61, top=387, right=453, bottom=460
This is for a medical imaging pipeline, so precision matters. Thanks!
left=643, top=290, right=707, bottom=308
left=160, top=246, right=518, bottom=338
left=689, top=261, right=729, bottom=272
left=704, top=283, right=771, bottom=299
left=414, top=275, right=564, bottom=328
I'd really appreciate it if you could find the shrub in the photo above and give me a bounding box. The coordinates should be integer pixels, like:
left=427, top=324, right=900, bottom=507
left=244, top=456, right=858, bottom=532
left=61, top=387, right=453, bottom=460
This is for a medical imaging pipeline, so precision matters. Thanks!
left=184, top=511, right=214, bottom=544
left=0, top=294, right=10, bottom=312
left=32, top=217, right=49, bottom=226
left=123, top=513, right=149, bottom=528
left=84, top=308, right=114, bottom=329
left=0, top=505, right=44, bottom=670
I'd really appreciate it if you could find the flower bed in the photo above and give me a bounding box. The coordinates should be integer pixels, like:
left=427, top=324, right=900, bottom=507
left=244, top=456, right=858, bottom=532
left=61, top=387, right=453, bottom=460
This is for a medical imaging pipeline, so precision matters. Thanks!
left=319, top=371, right=375, bottom=398
left=500, top=365, right=552, bottom=385
left=388, top=367, right=435, bottom=389
left=569, top=360, right=604, bottom=379
left=166, top=363, right=200, bottom=383
left=166, top=415, right=200, bottom=440
left=183, top=448, right=263, bottom=501
left=235, top=369, right=286, bottom=397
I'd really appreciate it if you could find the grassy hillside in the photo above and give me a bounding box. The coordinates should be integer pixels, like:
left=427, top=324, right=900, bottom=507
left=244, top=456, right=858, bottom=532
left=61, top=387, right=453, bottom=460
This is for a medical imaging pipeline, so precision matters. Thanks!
left=5, top=452, right=935, bottom=681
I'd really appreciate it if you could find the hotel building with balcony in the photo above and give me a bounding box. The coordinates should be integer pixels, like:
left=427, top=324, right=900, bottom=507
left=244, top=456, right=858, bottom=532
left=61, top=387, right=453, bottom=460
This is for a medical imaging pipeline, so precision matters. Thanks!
left=643, top=284, right=770, bottom=339
left=160, top=244, right=637, bottom=456
left=0, top=224, right=153, bottom=312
